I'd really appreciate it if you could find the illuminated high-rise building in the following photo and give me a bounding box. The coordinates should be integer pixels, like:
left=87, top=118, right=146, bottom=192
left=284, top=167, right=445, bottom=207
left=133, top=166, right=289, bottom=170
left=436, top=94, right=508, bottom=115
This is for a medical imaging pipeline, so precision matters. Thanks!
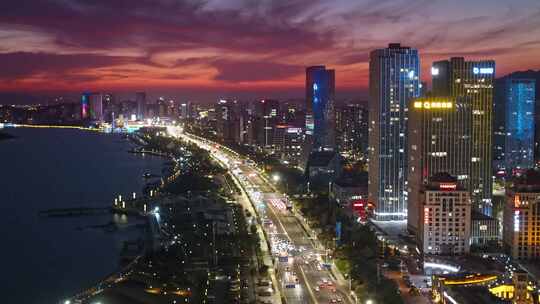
left=89, top=93, right=103, bottom=122
left=81, top=92, right=103, bottom=122
left=136, top=92, right=146, bottom=120
left=432, top=57, right=495, bottom=215
left=408, top=96, right=472, bottom=234
left=494, top=76, right=536, bottom=173
left=180, top=102, right=191, bottom=120
left=216, top=99, right=240, bottom=144
left=503, top=169, right=540, bottom=260
left=253, top=99, right=280, bottom=147
left=306, top=66, right=335, bottom=149
left=368, top=43, right=420, bottom=220
left=81, top=93, right=90, bottom=120
left=336, top=104, right=369, bottom=159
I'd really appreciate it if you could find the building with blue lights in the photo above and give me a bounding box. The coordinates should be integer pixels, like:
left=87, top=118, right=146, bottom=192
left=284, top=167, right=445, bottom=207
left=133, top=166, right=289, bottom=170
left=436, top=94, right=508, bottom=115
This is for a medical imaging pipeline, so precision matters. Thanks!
left=81, top=93, right=90, bottom=120
left=306, top=66, right=335, bottom=150
left=368, top=43, right=421, bottom=220
left=494, top=76, right=536, bottom=173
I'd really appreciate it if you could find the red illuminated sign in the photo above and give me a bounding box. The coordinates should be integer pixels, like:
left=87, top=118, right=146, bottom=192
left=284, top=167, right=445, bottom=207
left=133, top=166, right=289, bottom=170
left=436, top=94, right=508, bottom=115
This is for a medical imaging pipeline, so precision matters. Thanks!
left=439, top=183, right=457, bottom=190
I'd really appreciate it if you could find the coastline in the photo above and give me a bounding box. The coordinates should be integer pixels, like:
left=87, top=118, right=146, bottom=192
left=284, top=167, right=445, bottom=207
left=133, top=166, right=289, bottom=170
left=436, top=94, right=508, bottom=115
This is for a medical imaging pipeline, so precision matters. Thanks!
left=63, top=131, right=174, bottom=303
left=0, top=127, right=166, bottom=304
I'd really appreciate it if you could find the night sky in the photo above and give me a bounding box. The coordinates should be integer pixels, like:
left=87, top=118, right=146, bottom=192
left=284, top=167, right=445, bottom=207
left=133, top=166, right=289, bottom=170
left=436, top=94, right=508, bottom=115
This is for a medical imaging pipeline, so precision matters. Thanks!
left=1, top=0, right=540, bottom=101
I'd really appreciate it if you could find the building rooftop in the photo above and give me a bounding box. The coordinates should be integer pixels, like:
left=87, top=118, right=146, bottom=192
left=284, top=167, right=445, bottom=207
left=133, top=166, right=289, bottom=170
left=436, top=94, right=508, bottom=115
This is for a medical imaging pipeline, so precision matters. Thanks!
left=425, top=172, right=465, bottom=191
left=513, top=169, right=540, bottom=192
left=448, top=285, right=509, bottom=304
left=307, top=151, right=337, bottom=167
left=430, top=172, right=457, bottom=183
left=334, top=176, right=367, bottom=189
left=471, top=211, right=496, bottom=221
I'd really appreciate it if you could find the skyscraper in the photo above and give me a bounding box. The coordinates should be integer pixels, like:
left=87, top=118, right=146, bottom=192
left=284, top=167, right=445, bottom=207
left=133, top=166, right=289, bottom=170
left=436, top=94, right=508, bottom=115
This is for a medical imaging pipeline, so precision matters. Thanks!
left=432, top=57, right=495, bottom=214
left=494, top=76, right=536, bottom=173
left=136, top=92, right=146, bottom=120
left=81, top=93, right=90, bottom=120
left=368, top=43, right=420, bottom=220
left=88, top=93, right=103, bottom=122
left=81, top=92, right=103, bottom=122
left=253, top=99, right=280, bottom=147
left=180, top=102, right=191, bottom=120
left=336, top=104, right=369, bottom=159
left=215, top=99, right=240, bottom=144
left=408, top=96, right=472, bottom=234
left=306, top=66, right=335, bottom=149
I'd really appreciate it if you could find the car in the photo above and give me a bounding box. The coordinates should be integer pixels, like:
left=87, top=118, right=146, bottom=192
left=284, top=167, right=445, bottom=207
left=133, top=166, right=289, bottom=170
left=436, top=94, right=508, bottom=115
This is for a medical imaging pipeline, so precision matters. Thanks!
left=315, top=286, right=320, bottom=292
left=337, top=298, right=343, bottom=302
left=331, top=287, right=337, bottom=293
left=329, top=299, right=337, bottom=304
left=409, top=286, right=420, bottom=296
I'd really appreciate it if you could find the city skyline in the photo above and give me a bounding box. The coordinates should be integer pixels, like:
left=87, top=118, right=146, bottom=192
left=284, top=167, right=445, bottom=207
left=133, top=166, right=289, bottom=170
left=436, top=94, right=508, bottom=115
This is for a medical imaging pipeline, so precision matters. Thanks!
left=1, top=0, right=540, bottom=102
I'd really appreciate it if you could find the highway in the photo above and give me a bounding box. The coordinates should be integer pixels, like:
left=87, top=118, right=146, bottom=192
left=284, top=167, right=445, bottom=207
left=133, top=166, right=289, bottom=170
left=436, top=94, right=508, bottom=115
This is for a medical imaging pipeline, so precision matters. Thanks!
left=171, top=127, right=355, bottom=304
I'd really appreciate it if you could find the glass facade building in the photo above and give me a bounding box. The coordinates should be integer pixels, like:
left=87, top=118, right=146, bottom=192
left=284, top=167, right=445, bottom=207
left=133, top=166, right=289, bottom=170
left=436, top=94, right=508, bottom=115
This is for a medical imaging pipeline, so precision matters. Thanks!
left=499, top=78, right=536, bottom=172
left=432, top=57, right=495, bottom=215
left=408, top=96, right=472, bottom=234
left=136, top=92, right=146, bottom=120
left=368, top=43, right=420, bottom=220
left=81, top=93, right=90, bottom=120
left=306, top=66, right=335, bottom=149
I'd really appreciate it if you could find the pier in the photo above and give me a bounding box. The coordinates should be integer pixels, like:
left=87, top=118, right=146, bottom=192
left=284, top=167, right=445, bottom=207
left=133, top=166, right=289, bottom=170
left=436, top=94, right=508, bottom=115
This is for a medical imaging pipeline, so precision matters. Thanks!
left=39, top=207, right=111, bottom=217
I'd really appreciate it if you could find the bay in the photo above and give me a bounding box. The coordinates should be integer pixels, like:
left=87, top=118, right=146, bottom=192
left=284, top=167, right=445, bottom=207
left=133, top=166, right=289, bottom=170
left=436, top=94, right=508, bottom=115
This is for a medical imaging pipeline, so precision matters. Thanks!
left=0, top=127, right=163, bottom=304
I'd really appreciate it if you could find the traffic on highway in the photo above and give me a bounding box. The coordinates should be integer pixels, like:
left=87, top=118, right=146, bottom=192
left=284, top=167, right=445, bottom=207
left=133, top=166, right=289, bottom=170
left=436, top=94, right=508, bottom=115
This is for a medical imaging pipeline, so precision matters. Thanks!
left=170, top=127, right=355, bottom=304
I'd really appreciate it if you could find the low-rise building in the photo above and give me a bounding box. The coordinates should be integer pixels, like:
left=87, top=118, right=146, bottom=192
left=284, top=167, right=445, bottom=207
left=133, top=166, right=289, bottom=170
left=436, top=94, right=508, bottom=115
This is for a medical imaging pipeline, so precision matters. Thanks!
left=418, top=173, right=472, bottom=255
left=331, top=177, right=368, bottom=205
left=471, top=211, right=500, bottom=245
left=504, top=169, right=540, bottom=260
left=305, top=150, right=341, bottom=185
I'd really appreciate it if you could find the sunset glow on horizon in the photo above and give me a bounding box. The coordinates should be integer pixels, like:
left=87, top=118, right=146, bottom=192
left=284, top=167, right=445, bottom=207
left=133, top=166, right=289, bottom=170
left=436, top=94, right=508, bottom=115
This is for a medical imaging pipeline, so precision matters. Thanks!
left=1, top=0, right=540, bottom=100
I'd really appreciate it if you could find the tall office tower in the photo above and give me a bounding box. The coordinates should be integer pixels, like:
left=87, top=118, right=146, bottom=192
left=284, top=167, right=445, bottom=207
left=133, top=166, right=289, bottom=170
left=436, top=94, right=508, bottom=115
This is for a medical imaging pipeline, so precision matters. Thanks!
left=432, top=57, right=495, bottom=215
left=505, top=71, right=540, bottom=162
left=417, top=173, right=471, bottom=255
left=306, top=66, right=335, bottom=149
left=336, top=104, right=369, bottom=159
left=180, top=102, right=191, bottom=120
left=368, top=43, right=420, bottom=220
left=253, top=99, right=280, bottom=147
left=81, top=93, right=90, bottom=120
left=408, top=97, right=472, bottom=234
left=157, top=97, right=167, bottom=117
left=503, top=169, right=540, bottom=260
left=88, top=93, right=103, bottom=122
left=102, top=93, right=114, bottom=122
left=494, top=77, right=536, bottom=173
left=216, top=99, right=240, bottom=144
left=135, top=92, right=146, bottom=120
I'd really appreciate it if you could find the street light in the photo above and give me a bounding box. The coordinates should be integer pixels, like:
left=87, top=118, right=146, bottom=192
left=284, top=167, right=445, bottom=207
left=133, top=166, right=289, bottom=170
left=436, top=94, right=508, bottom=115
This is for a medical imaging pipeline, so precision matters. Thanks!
left=366, top=300, right=374, bottom=304
left=272, top=174, right=280, bottom=183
